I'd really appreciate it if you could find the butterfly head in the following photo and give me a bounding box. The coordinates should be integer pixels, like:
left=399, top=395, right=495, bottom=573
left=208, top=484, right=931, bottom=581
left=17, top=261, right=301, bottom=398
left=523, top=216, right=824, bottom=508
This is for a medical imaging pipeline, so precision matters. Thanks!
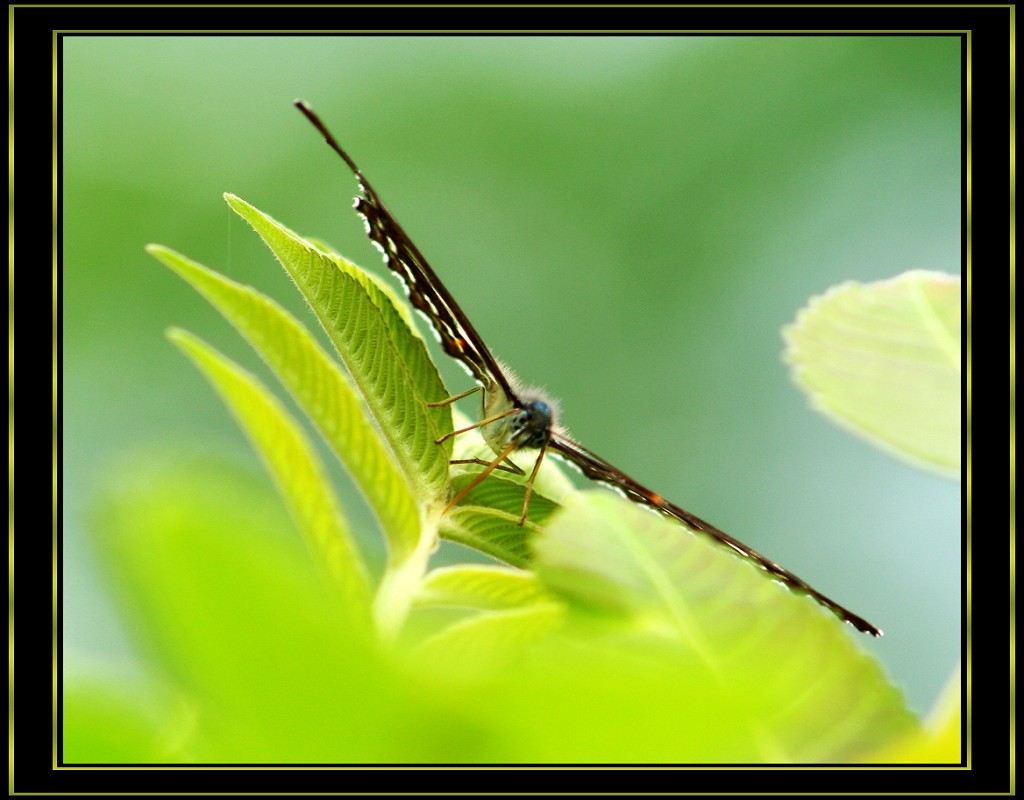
left=508, top=397, right=553, bottom=449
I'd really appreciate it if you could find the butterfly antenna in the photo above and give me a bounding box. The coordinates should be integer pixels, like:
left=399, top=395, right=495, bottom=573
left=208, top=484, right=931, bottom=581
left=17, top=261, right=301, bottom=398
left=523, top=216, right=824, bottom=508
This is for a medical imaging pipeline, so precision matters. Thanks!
left=294, top=99, right=364, bottom=179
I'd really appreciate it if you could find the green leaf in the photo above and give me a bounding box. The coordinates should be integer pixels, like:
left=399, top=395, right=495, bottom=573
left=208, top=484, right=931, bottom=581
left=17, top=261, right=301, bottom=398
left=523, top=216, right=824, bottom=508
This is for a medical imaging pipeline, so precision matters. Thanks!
left=147, top=244, right=420, bottom=558
left=409, top=566, right=561, bottom=666
left=224, top=193, right=453, bottom=501
left=308, top=235, right=423, bottom=338
left=167, top=328, right=371, bottom=623
left=869, top=664, right=962, bottom=763
left=412, top=603, right=566, bottom=675
left=63, top=675, right=192, bottom=763
left=442, top=473, right=560, bottom=567
left=782, top=270, right=961, bottom=478
left=85, top=458, right=474, bottom=763
left=416, top=564, right=553, bottom=611
left=436, top=407, right=573, bottom=566
left=530, top=491, right=918, bottom=761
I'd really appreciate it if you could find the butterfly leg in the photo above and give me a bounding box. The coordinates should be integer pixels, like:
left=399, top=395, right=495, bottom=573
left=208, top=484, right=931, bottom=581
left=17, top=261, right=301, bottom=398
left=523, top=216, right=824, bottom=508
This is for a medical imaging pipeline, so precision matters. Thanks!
left=517, top=444, right=548, bottom=525
left=427, top=388, right=523, bottom=476
left=449, top=457, right=524, bottom=475
left=433, top=407, right=517, bottom=445
left=446, top=444, right=546, bottom=524
left=443, top=440, right=519, bottom=515
left=425, top=386, right=482, bottom=407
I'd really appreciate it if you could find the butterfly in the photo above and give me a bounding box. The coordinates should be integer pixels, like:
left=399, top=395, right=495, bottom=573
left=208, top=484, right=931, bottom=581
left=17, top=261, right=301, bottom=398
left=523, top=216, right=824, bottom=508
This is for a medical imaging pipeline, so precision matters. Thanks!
left=294, top=100, right=881, bottom=637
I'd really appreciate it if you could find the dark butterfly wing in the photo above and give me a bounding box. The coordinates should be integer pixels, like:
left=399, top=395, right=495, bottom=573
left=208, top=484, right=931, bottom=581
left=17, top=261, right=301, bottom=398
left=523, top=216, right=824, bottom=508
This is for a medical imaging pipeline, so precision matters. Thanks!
left=548, top=433, right=882, bottom=636
left=295, top=100, right=518, bottom=404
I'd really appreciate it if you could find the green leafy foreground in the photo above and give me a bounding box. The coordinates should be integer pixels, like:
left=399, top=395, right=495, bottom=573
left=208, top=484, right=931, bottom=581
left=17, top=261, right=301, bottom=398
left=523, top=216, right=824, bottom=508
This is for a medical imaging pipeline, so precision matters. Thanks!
left=66, top=195, right=939, bottom=763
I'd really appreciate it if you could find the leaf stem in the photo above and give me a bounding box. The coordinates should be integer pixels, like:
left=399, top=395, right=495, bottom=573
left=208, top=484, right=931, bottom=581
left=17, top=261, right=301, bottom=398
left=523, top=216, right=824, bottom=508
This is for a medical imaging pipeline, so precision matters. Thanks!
left=373, top=508, right=443, bottom=641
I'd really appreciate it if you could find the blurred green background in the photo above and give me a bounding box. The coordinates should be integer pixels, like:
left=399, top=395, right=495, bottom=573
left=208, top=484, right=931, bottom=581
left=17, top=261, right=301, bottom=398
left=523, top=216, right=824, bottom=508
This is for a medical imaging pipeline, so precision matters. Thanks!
left=62, top=36, right=961, bottom=716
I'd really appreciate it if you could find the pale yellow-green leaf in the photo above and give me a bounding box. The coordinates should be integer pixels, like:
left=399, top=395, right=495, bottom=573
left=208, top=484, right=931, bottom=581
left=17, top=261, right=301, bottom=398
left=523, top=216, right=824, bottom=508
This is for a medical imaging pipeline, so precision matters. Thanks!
left=63, top=674, right=193, bottom=763
left=783, top=270, right=961, bottom=478
left=167, top=328, right=371, bottom=624
left=534, top=491, right=918, bottom=761
left=413, top=603, right=566, bottom=676
left=148, top=244, right=421, bottom=557
left=83, top=457, right=421, bottom=762
left=415, top=565, right=553, bottom=611
left=868, top=664, right=962, bottom=763
left=225, top=194, right=452, bottom=498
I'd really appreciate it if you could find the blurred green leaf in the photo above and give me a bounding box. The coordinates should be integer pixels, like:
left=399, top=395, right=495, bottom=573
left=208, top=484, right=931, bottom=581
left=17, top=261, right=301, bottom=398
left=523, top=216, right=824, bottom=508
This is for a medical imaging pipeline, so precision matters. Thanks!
left=868, top=664, right=962, bottom=763
left=76, top=452, right=921, bottom=762
left=416, top=564, right=553, bottom=611
left=528, top=491, right=918, bottom=762
left=225, top=193, right=453, bottom=501
left=783, top=270, right=961, bottom=478
left=413, top=603, right=566, bottom=676
left=167, top=328, right=372, bottom=622
left=83, top=459, right=495, bottom=762
left=148, top=243, right=421, bottom=559
left=404, top=548, right=561, bottom=660
left=63, top=676, right=192, bottom=763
